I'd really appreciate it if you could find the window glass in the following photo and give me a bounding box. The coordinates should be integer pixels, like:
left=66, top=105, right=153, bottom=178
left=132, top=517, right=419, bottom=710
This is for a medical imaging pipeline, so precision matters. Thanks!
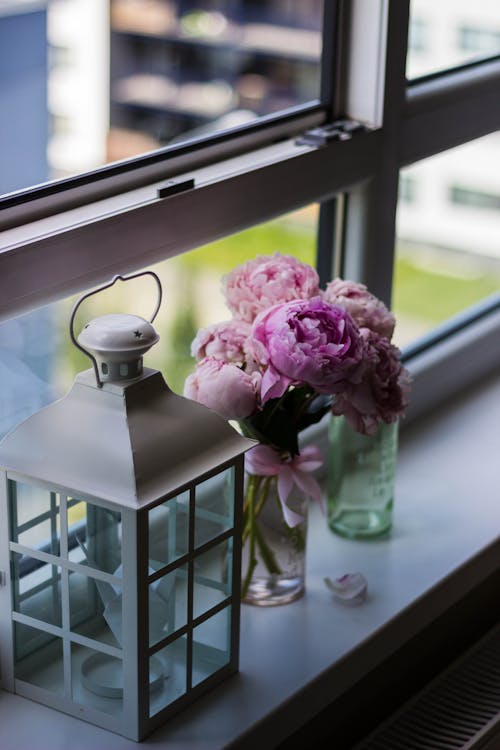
left=149, top=565, right=188, bottom=646
left=69, top=570, right=123, bottom=648
left=9, top=480, right=60, bottom=553
left=194, top=469, right=233, bottom=549
left=0, top=205, right=317, bottom=439
left=192, top=606, right=231, bottom=686
left=12, top=553, right=62, bottom=627
left=393, top=133, right=500, bottom=347
left=193, top=538, right=232, bottom=618
left=14, top=623, right=65, bottom=696
left=407, top=0, right=500, bottom=80
left=72, top=643, right=124, bottom=716
left=67, top=499, right=122, bottom=576
left=149, top=491, right=190, bottom=569
left=149, top=637, right=187, bottom=717
left=1, top=0, right=323, bottom=196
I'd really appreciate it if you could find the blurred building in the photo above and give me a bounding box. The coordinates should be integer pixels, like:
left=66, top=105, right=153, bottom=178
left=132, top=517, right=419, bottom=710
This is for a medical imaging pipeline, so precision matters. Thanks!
left=47, top=0, right=108, bottom=177
left=399, top=0, right=500, bottom=260
left=0, top=2, right=58, bottom=436
left=107, top=0, right=323, bottom=159
left=0, top=0, right=48, bottom=194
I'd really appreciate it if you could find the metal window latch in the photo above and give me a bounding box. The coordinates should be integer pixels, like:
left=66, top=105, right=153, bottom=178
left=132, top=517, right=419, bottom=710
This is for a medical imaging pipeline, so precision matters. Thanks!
left=157, top=177, right=195, bottom=199
left=295, top=119, right=369, bottom=147
left=0, top=570, right=6, bottom=587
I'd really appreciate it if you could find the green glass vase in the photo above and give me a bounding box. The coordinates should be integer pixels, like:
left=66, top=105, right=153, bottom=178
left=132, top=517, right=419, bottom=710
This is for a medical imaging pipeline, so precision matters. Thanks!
left=327, top=416, right=398, bottom=538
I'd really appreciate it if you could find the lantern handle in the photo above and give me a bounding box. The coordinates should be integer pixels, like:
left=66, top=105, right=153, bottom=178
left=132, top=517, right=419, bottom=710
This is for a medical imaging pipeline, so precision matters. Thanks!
left=69, top=271, right=163, bottom=388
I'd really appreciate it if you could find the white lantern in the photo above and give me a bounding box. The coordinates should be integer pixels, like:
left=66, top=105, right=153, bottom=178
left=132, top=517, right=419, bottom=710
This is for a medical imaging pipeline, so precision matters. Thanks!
left=0, top=272, right=255, bottom=741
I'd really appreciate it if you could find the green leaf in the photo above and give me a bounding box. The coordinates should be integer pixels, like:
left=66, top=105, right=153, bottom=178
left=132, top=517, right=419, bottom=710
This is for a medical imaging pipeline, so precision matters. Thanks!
left=296, top=394, right=333, bottom=432
left=242, top=401, right=299, bottom=455
left=240, top=388, right=332, bottom=455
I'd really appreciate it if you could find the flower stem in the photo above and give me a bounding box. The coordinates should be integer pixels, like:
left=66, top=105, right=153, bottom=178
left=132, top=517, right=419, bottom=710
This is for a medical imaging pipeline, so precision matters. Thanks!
left=242, top=475, right=271, bottom=544
left=242, top=476, right=283, bottom=597
left=254, top=521, right=281, bottom=575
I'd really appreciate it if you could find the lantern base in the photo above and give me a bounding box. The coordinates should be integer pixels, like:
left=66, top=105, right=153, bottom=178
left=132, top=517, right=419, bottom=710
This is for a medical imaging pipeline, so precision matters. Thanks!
left=81, top=653, right=164, bottom=699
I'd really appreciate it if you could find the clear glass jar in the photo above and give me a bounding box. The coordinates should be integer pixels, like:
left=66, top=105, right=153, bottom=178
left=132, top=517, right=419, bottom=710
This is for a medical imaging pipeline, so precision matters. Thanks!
left=241, top=475, right=307, bottom=606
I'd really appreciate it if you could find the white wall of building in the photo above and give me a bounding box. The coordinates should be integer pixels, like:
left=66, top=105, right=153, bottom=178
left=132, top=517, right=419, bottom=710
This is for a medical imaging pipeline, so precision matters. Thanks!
left=47, top=0, right=109, bottom=176
left=400, top=0, right=500, bottom=260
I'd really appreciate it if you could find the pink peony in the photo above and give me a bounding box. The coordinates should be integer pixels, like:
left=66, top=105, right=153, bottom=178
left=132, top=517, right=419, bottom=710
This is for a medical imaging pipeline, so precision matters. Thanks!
left=252, top=297, right=363, bottom=403
left=190, top=319, right=254, bottom=365
left=222, top=253, right=319, bottom=323
left=183, top=357, right=261, bottom=420
left=332, top=330, right=411, bottom=435
left=323, top=278, right=395, bottom=340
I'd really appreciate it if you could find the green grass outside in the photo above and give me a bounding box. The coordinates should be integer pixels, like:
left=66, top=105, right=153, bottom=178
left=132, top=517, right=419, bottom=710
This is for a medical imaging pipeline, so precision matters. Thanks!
left=172, top=213, right=317, bottom=274
left=394, top=246, right=500, bottom=326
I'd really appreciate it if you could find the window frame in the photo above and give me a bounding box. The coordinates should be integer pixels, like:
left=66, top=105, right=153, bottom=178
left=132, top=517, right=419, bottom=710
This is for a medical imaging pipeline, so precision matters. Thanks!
left=0, top=0, right=499, bottom=424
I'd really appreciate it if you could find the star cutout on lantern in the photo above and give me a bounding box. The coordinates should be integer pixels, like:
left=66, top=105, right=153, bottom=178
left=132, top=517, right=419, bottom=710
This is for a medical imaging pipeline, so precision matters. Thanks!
left=134, top=330, right=143, bottom=338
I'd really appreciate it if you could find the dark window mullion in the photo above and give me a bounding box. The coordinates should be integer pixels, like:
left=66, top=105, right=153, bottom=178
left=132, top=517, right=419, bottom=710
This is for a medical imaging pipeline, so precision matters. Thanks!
left=316, top=0, right=344, bottom=285
left=316, top=199, right=338, bottom=286
left=319, top=0, right=342, bottom=118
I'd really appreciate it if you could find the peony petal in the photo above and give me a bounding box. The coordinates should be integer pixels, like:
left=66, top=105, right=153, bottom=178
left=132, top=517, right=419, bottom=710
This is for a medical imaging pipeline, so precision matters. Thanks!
left=295, top=459, right=323, bottom=473
left=277, top=469, right=304, bottom=528
left=324, top=573, right=368, bottom=603
left=245, top=445, right=281, bottom=476
left=260, top=365, right=292, bottom=403
left=277, top=468, right=293, bottom=506
left=295, top=444, right=324, bottom=469
left=292, top=470, right=322, bottom=503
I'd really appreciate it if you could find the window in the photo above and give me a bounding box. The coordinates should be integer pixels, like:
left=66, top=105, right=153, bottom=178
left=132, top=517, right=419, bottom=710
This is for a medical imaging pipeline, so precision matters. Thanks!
left=1, top=0, right=500, bottom=435
left=408, top=17, right=428, bottom=54
left=407, top=0, right=500, bottom=79
left=1, top=0, right=325, bottom=195
left=0, top=204, right=317, bottom=443
left=394, top=134, right=500, bottom=347
left=457, top=26, right=500, bottom=55
left=398, top=174, right=417, bottom=204
left=449, top=185, right=500, bottom=211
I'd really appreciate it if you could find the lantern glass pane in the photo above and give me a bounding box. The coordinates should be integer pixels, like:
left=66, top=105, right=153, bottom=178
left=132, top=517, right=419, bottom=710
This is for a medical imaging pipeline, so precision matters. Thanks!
left=69, top=570, right=122, bottom=648
left=148, top=637, right=187, bottom=718
left=9, top=480, right=60, bottom=554
left=149, top=564, right=188, bottom=647
left=192, top=607, right=231, bottom=687
left=71, top=643, right=124, bottom=717
left=11, top=552, right=62, bottom=627
left=67, top=498, right=122, bottom=576
left=14, top=623, right=64, bottom=696
left=193, top=539, right=232, bottom=620
left=148, top=490, right=189, bottom=569
left=194, top=467, right=234, bottom=549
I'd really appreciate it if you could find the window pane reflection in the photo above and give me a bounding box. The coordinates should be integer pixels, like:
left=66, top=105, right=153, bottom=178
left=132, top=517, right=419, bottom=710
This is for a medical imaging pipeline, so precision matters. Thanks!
left=394, top=133, right=500, bottom=347
left=1, top=0, right=323, bottom=196
left=407, top=0, right=500, bottom=80
left=0, top=204, right=317, bottom=439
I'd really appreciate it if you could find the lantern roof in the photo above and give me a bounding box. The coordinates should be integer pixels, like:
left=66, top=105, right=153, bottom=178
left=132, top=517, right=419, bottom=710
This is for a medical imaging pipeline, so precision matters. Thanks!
left=78, top=313, right=159, bottom=358
left=0, top=368, right=255, bottom=510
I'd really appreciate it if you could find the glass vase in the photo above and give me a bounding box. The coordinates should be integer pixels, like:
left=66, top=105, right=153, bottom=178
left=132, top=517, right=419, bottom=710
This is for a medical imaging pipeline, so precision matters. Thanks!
left=327, top=416, right=398, bottom=539
left=241, top=474, right=307, bottom=606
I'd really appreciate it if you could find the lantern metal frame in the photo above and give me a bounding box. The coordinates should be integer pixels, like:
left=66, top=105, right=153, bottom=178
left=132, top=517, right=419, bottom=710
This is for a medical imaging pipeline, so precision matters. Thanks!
left=0, top=457, right=245, bottom=740
left=0, top=280, right=254, bottom=741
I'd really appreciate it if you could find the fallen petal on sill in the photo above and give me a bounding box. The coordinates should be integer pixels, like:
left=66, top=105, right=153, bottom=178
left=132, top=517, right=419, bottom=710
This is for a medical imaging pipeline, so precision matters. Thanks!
left=324, top=573, right=368, bottom=603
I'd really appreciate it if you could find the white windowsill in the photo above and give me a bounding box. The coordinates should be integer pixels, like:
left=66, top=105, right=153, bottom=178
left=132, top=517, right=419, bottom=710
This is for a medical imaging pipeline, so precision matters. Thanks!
left=0, top=374, right=499, bottom=749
